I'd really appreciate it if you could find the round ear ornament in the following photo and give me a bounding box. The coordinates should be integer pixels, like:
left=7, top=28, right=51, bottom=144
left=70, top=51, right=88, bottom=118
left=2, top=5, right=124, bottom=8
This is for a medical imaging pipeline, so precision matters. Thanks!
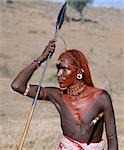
left=77, top=73, right=83, bottom=80
left=77, top=69, right=84, bottom=80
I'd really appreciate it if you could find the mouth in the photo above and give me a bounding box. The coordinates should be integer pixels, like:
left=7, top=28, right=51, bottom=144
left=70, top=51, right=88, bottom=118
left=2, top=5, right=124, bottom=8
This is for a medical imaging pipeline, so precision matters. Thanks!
left=58, top=77, right=65, bottom=83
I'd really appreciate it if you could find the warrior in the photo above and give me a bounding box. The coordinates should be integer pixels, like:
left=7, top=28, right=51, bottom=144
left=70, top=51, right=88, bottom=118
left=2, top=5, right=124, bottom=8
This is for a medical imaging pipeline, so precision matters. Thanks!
left=11, top=40, right=118, bottom=150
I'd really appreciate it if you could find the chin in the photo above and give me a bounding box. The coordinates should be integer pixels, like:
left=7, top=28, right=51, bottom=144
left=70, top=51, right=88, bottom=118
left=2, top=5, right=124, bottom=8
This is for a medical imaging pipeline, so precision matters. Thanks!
left=59, top=83, right=67, bottom=89
left=59, top=82, right=73, bottom=89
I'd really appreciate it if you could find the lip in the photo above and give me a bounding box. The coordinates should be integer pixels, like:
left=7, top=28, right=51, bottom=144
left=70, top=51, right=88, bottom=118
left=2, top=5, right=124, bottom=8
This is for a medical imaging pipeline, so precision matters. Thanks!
left=58, top=77, right=65, bottom=83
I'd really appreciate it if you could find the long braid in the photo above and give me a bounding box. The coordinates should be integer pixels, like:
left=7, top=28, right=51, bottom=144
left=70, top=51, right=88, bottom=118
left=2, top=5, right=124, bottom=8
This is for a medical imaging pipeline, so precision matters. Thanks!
left=78, top=51, right=94, bottom=87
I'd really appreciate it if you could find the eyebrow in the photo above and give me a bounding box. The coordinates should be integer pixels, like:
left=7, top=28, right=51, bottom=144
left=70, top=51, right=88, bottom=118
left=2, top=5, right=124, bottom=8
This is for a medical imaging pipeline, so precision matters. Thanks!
left=56, top=61, right=79, bottom=70
left=56, top=63, right=68, bottom=69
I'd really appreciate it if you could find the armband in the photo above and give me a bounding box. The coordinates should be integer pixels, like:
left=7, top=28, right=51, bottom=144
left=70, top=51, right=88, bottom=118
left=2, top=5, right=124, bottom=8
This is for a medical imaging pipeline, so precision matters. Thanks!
left=23, top=83, right=30, bottom=96
left=108, top=133, right=117, bottom=139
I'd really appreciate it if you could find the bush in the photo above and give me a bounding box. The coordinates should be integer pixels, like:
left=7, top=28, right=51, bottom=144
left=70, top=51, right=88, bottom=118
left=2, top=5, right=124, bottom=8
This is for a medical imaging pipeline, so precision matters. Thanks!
left=6, top=0, right=13, bottom=4
left=67, top=0, right=93, bottom=23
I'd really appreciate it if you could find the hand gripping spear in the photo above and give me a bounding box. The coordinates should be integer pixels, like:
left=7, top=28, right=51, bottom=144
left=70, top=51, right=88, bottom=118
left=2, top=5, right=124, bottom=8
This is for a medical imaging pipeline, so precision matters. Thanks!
left=18, top=2, right=67, bottom=150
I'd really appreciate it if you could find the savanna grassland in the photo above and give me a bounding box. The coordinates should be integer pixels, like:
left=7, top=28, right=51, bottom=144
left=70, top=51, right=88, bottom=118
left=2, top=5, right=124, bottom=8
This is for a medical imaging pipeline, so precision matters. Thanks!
left=0, top=0, right=123, bottom=149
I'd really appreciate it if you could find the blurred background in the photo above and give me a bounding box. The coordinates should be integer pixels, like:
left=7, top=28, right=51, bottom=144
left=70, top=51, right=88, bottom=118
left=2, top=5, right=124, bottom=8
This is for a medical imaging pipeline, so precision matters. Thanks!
left=0, top=0, right=123, bottom=149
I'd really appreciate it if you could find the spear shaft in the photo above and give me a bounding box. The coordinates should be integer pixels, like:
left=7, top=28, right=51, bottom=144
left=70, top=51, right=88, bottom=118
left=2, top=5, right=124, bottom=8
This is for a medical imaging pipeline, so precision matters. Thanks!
left=18, top=2, right=67, bottom=150
left=18, top=54, right=50, bottom=150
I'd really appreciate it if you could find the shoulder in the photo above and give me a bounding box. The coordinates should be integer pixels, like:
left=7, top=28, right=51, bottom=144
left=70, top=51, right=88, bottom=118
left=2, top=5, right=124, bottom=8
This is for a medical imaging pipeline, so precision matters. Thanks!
left=87, top=86, right=110, bottom=97
left=45, top=87, right=63, bottom=99
left=95, top=89, right=112, bottom=110
left=45, top=87, right=62, bottom=95
left=97, top=89, right=111, bottom=102
left=46, top=86, right=61, bottom=92
left=84, top=86, right=103, bottom=97
left=89, top=88, right=113, bottom=112
left=86, top=86, right=112, bottom=103
left=89, top=86, right=111, bottom=101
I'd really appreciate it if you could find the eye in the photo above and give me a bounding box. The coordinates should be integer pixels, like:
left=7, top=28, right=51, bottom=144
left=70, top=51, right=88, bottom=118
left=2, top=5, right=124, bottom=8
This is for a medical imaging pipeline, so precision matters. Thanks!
left=56, top=64, right=59, bottom=69
left=64, top=68, right=72, bottom=75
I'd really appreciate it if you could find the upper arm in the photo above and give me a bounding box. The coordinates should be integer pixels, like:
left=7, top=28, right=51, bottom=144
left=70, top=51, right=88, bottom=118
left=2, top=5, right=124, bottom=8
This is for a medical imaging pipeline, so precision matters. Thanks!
left=26, top=84, right=61, bottom=103
left=101, top=91, right=116, bottom=136
left=24, top=84, right=61, bottom=112
left=25, top=84, right=46, bottom=100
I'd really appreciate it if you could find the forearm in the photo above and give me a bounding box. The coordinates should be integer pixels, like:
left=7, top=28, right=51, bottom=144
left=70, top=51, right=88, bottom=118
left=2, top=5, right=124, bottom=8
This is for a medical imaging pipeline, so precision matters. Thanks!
left=107, top=134, right=118, bottom=150
left=11, top=55, right=45, bottom=94
left=11, top=40, right=55, bottom=94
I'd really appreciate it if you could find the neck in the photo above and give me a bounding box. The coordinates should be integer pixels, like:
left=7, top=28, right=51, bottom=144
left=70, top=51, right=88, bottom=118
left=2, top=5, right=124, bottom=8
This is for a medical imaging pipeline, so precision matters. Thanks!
left=67, top=80, right=87, bottom=97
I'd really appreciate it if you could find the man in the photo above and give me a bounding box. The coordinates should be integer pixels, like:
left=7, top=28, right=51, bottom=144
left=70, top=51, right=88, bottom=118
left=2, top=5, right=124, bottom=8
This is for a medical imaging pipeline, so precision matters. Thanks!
left=11, top=40, right=118, bottom=150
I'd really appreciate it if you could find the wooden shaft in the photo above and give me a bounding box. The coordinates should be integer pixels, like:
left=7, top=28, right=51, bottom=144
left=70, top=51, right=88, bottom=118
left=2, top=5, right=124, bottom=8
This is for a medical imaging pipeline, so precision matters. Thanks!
left=18, top=106, right=35, bottom=150
left=17, top=3, right=66, bottom=148
left=18, top=52, right=51, bottom=150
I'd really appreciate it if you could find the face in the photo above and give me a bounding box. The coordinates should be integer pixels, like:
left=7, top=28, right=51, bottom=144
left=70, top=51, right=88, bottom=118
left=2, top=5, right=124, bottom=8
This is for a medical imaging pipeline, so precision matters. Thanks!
left=56, top=56, right=78, bottom=88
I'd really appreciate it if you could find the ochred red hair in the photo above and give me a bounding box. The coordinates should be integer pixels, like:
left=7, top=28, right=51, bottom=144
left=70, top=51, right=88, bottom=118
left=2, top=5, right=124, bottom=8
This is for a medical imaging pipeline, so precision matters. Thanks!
left=58, top=49, right=94, bottom=87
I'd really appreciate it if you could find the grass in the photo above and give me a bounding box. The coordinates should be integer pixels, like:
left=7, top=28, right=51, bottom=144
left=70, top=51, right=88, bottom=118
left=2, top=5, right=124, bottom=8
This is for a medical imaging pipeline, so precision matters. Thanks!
left=0, top=63, right=12, bottom=78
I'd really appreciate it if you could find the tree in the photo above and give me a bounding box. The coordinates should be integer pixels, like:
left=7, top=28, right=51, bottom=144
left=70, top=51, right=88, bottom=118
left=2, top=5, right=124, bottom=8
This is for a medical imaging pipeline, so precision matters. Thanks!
left=6, top=0, right=13, bottom=4
left=67, top=0, right=93, bottom=23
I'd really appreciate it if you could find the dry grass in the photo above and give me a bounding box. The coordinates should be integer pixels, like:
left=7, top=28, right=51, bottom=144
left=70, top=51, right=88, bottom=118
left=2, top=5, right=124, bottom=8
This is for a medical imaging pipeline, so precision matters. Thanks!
left=0, top=1, right=123, bottom=149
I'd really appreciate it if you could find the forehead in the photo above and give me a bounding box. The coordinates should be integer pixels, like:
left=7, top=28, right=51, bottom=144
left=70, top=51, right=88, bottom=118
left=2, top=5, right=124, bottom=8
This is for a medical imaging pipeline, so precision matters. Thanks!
left=56, top=60, right=79, bottom=70
left=57, top=52, right=80, bottom=70
left=58, top=53, right=74, bottom=65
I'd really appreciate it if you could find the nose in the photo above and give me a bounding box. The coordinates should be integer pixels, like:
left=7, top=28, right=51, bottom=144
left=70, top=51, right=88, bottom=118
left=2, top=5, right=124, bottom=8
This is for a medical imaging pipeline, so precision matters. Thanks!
left=57, top=69, right=63, bottom=77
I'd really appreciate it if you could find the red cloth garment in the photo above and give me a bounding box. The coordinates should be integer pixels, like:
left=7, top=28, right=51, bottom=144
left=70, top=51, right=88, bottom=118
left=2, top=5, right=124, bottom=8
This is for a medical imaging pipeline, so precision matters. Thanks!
left=59, top=135, right=104, bottom=150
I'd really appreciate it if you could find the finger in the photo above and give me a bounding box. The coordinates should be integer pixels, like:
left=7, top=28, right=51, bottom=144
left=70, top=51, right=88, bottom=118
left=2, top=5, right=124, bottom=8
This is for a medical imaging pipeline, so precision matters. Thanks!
left=49, top=40, right=54, bottom=44
left=49, top=48, right=55, bottom=53
left=49, top=43, right=56, bottom=49
left=49, top=40, right=56, bottom=45
left=51, top=39, right=56, bottom=42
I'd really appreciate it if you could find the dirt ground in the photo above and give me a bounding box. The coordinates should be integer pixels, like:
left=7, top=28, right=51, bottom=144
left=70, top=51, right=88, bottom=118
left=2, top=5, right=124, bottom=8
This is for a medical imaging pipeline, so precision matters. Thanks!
left=0, top=0, right=123, bottom=149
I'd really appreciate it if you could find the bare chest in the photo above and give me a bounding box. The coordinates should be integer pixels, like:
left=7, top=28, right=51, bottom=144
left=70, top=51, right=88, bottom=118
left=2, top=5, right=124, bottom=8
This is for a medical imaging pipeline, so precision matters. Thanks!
left=61, top=94, right=99, bottom=125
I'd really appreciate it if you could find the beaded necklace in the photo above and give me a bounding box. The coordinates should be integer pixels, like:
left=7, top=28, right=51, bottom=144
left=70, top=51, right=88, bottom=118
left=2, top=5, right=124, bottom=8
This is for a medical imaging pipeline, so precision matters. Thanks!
left=67, top=82, right=87, bottom=102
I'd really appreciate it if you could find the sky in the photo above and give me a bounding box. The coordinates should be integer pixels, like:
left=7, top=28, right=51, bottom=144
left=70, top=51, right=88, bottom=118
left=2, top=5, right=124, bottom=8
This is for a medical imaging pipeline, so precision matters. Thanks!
left=46, top=0, right=124, bottom=9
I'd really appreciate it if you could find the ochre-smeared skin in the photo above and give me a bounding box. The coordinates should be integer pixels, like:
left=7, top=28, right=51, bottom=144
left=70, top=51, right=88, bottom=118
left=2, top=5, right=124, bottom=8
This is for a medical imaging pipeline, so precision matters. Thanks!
left=11, top=40, right=118, bottom=149
left=53, top=86, right=104, bottom=143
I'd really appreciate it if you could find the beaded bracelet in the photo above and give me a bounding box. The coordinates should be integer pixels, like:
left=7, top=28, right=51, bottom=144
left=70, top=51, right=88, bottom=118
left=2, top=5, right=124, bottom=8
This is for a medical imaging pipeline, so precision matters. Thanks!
left=33, top=59, right=41, bottom=69
left=23, top=83, right=30, bottom=96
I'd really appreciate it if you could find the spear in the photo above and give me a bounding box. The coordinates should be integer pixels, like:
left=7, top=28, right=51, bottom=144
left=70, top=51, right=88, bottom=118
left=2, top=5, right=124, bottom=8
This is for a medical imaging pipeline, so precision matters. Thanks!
left=18, top=2, right=67, bottom=150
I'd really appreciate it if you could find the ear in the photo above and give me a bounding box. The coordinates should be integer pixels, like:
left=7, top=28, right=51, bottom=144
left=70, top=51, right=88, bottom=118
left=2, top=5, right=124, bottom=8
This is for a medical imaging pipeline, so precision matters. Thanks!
left=77, top=68, right=84, bottom=80
left=78, top=68, right=84, bottom=74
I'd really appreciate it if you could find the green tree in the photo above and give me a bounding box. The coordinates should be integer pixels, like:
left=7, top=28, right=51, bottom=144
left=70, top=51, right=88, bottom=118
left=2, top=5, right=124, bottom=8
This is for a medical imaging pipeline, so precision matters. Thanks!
left=67, top=0, right=93, bottom=23
left=6, top=0, right=13, bottom=4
